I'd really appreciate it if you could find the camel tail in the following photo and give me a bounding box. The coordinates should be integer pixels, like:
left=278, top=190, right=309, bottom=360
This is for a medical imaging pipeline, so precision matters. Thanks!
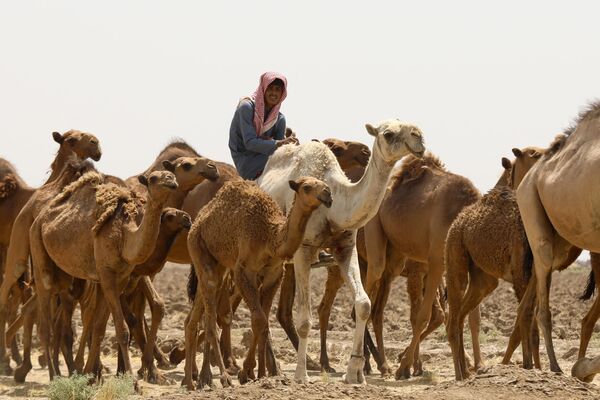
left=187, top=265, right=198, bottom=303
left=580, top=270, right=596, bottom=301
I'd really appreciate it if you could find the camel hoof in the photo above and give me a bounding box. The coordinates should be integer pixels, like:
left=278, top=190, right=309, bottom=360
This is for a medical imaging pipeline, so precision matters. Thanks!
left=413, top=360, right=424, bottom=376
left=220, top=374, right=233, bottom=388
left=294, top=371, right=309, bottom=384
left=379, top=364, right=393, bottom=378
left=0, top=360, right=13, bottom=376
left=197, top=371, right=213, bottom=389
left=169, top=347, right=185, bottom=366
left=306, top=356, right=321, bottom=371
left=13, top=361, right=32, bottom=383
left=550, top=365, right=564, bottom=374
left=342, top=371, right=366, bottom=385
left=321, top=364, right=336, bottom=374
left=182, top=378, right=196, bottom=391
left=363, top=361, right=373, bottom=376
left=37, top=354, right=47, bottom=368
left=395, top=366, right=411, bottom=380
left=238, top=369, right=251, bottom=385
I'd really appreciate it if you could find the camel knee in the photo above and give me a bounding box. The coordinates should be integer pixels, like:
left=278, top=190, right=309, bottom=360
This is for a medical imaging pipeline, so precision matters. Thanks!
left=355, top=298, right=371, bottom=322
left=151, top=298, right=166, bottom=323
left=296, top=318, right=312, bottom=338
left=535, top=239, right=554, bottom=269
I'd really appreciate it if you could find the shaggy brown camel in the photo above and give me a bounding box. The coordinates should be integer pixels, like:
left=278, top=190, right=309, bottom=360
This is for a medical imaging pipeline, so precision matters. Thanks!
left=0, top=158, right=36, bottom=366
left=0, top=130, right=102, bottom=375
left=445, top=183, right=534, bottom=380
left=359, top=153, right=480, bottom=379
left=183, top=177, right=332, bottom=390
left=29, top=168, right=178, bottom=381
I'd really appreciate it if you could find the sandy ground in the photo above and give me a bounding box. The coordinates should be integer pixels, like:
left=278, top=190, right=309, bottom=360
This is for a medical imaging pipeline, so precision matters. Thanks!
left=1, top=262, right=600, bottom=399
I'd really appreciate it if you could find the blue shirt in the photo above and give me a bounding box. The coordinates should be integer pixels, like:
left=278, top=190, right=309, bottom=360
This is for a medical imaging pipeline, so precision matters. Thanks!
left=228, top=99, right=286, bottom=180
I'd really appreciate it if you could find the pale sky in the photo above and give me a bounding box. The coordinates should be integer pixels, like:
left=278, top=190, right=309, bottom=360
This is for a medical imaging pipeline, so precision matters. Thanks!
left=1, top=1, right=599, bottom=192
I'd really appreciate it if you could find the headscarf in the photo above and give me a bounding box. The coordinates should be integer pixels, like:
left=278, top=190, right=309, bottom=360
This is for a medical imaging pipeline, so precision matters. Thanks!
left=244, top=71, right=288, bottom=136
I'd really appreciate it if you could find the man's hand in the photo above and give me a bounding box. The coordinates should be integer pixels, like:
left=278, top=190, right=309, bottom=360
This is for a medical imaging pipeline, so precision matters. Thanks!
left=276, top=136, right=299, bottom=148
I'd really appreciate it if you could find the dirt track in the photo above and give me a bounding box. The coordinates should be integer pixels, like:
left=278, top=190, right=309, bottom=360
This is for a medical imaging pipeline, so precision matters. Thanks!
left=1, top=262, right=599, bottom=399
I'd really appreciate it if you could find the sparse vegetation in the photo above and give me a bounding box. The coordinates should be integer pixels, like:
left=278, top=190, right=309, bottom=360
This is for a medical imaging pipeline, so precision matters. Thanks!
left=46, top=374, right=135, bottom=400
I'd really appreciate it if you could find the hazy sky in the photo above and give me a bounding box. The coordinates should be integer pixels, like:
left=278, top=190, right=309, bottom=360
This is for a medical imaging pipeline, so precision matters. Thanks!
left=1, top=1, right=599, bottom=191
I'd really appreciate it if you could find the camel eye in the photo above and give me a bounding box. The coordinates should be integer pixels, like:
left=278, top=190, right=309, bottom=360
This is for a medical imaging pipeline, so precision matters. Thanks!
left=303, top=185, right=312, bottom=193
left=181, top=162, right=192, bottom=171
left=149, top=175, right=158, bottom=184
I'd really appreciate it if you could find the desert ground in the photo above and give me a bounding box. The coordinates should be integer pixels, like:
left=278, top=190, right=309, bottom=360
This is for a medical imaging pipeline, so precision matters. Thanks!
left=1, top=261, right=599, bottom=399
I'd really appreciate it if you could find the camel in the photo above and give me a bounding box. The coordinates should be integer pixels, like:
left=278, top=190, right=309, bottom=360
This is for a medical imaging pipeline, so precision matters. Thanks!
left=28, top=168, right=178, bottom=381
left=353, top=153, right=480, bottom=379
left=81, top=207, right=192, bottom=382
left=0, top=158, right=36, bottom=366
left=257, top=120, right=425, bottom=384
left=183, top=177, right=333, bottom=390
left=0, top=130, right=102, bottom=375
left=512, top=101, right=600, bottom=378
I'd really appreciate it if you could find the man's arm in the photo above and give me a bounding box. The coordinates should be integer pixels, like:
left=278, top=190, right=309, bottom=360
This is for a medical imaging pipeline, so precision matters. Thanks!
left=239, top=101, right=277, bottom=155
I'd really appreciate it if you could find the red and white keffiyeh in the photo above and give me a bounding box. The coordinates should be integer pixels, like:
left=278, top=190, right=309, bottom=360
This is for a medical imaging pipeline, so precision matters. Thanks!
left=244, top=71, right=288, bottom=136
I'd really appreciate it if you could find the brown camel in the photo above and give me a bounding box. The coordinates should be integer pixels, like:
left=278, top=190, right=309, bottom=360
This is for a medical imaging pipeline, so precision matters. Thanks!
left=0, top=158, right=36, bottom=366
left=0, top=130, right=102, bottom=375
left=183, top=177, right=332, bottom=390
left=29, top=168, right=178, bottom=381
left=361, top=153, right=481, bottom=379
left=445, top=183, right=534, bottom=380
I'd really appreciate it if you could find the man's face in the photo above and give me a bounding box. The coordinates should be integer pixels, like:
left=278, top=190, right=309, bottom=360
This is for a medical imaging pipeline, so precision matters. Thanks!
left=264, top=82, right=284, bottom=109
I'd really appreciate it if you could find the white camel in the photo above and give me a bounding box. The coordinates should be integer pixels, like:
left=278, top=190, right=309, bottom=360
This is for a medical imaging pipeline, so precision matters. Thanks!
left=258, top=119, right=425, bottom=384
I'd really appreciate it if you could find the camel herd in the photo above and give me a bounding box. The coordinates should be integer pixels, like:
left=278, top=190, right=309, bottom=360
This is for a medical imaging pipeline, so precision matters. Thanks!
left=0, top=104, right=599, bottom=391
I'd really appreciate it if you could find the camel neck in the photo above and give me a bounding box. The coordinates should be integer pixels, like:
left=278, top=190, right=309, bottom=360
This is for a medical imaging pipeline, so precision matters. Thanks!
left=328, top=137, right=395, bottom=231
left=46, top=148, right=73, bottom=184
left=276, top=198, right=314, bottom=259
left=122, top=198, right=165, bottom=266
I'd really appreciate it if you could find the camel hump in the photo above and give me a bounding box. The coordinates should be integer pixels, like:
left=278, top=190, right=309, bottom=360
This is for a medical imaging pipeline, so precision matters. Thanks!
left=93, top=183, right=141, bottom=234
left=391, top=152, right=445, bottom=187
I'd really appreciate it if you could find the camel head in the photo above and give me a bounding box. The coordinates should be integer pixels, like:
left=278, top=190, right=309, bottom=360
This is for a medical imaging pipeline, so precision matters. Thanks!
left=288, top=176, right=332, bottom=210
left=137, top=170, right=178, bottom=205
left=323, top=138, right=371, bottom=170
left=160, top=207, right=192, bottom=233
left=507, top=146, right=543, bottom=189
left=365, top=120, right=425, bottom=164
left=52, top=130, right=102, bottom=162
left=161, top=156, right=219, bottom=189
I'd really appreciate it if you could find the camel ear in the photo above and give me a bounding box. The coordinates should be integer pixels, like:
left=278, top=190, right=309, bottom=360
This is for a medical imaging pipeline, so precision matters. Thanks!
left=512, top=148, right=522, bottom=158
left=138, top=175, right=149, bottom=187
left=285, top=127, right=295, bottom=138
left=365, top=124, right=378, bottom=137
left=311, top=139, right=320, bottom=143
left=52, top=131, right=63, bottom=144
left=501, top=157, right=512, bottom=170
left=288, top=180, right=300, bottom=193
left=162, top=160, right=175, bottom=172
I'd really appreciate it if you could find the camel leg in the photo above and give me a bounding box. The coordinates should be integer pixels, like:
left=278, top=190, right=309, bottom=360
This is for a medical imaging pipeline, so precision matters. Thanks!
left=579, top=253, right=600, bottom=359
left=333, top=231, right=370, bottom=385
left=518, top=185, right=562, bottom=373
left=467, top=305, right=484, bottom=371
left=291, top=246, right=318, bottom=383
left=397, top=256, right=444, bottom=380
left=7, top=285, right=23, bottom=366
left=13, top=296, right=37, bottom=383
left=83, top=295, right=111, bottom=379
left=317, top=264, right=344, bottom=373
left=139, top=277, right=166, bottom=384
left=182, top=284, right=203, bottom=390
left=371, top=266, right=395, bottom=376
left=217, top=280, right=240, bottom=375
left=260, top=270, right=284, bottom=378
left=97, top=267, right=134, bottom=377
